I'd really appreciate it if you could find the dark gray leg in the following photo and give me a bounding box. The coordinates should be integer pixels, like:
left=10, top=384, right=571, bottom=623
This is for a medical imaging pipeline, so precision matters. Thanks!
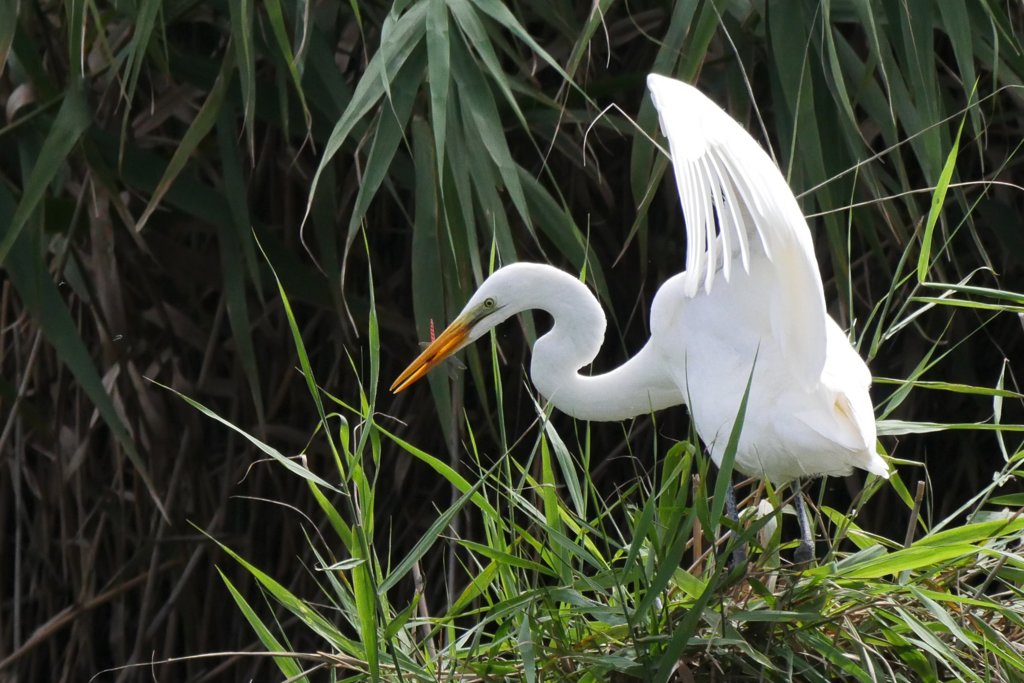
left=725, top=478, right=747, bottom=567
left=793, top=484, right=814, bottom=563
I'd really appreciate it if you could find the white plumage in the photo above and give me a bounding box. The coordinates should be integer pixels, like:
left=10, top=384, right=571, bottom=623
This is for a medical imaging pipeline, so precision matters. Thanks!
left=392, top=74, right=888, bottom=487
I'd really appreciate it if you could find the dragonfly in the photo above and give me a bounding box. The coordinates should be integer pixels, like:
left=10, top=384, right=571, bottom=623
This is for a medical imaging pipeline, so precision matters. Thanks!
left=419, top=318, right=466, bottom=380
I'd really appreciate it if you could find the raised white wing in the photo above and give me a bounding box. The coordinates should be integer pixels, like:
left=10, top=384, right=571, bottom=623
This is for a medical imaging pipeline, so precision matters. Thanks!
left=646, top=73, right=829, bottom=382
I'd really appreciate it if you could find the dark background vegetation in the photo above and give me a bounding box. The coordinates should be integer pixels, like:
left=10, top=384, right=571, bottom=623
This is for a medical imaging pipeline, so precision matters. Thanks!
left=2, top=0, right=1023, bottom=679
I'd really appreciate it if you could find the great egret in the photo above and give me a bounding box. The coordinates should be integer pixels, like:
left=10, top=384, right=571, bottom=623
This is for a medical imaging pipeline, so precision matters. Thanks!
left=391, top=74, right=888, bottom=561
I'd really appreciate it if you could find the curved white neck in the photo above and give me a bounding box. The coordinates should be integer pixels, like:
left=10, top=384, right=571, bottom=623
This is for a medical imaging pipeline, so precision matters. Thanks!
left=519, top=268, right=684, bottom=421
left=531, top=339, right=684, bottom=421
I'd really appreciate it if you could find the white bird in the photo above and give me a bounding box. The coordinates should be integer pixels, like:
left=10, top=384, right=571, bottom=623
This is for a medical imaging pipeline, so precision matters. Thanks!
left=391, top=74, right=888, bottom=561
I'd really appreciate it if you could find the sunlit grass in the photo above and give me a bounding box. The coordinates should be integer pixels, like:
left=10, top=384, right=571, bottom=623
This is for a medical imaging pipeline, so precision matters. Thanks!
left=184, top=248, right=1024, bottom=681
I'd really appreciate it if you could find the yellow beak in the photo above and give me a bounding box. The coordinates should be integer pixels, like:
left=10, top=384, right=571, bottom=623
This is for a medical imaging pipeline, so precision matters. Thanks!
left=390, top=318, right=471, bottom=393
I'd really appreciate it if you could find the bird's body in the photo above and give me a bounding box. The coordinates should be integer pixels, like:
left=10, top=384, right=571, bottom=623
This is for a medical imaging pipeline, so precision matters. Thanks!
left=654, top=260, right=882, bottom=481
left=392, top=74, right=888, bottom=489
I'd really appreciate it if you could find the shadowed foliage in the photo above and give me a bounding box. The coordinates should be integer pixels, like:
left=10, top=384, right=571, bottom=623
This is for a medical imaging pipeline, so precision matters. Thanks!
left=2, top=1, right=1023, bottom=680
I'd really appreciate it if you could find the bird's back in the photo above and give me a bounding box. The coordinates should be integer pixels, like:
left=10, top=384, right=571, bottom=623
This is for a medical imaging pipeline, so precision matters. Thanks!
left=652, top=266, right=885, bottom=482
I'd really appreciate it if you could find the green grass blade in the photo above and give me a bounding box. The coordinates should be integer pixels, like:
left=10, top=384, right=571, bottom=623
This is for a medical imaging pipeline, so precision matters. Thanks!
left=308, top=481, right=354, bottom=548
left=540, top=415, right=585, bottom=518
left=817, top=544, right=977, bottom=580
left=426, top=0, right=450, bottom=174
left=917, top=105, right=966, bottom=282
left=262, top=0, right=311, bottom=128
left=0, top=84, right=90, bottom=265
left=228, top=0, right=257, bottom=156
left=918, top=517, right=1024, bottom=546
left=877, top=420, right=1024, bottom=436
left=120, top=0, right=162, bottom=107
left=710, top=362, right=754, bottom=534
left=205, top=530, right=354, bottom=654
left=217, top=568, right=306, bottom=680
left=136, top=49, right=234, bottom=232
left=157, top=380, right=340, bottom=492
left=518, top=615, right=537, bottom=683
left=920, top=280, right=1024, bottom=305
left=305, top=3, right=427, bottom=225
left=409, top=119, right=454, bottom=430
left=378, top=467, right=493, bottom=594
left=466, top=0, right=576, bottom=87
left=448, top=33, right=532, bottom=235
left=343, top=51, right=423, bottom=262
left=459, top=540, right=556, bottom=577
left=380, top=428, right=500, bottom=519
left=215, top=111, right=264, bottom=422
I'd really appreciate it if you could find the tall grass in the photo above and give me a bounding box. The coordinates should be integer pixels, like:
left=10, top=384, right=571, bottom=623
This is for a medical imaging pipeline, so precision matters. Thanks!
left=1, top=1, right=1022, bottom=680
left=182, top=248, right=1024, bottom=680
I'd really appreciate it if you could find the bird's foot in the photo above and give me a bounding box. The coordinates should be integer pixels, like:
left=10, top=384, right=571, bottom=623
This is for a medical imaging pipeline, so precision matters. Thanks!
left=794, top=540, right=814, bottom=565
left=792, top=484, right=815, bottom=565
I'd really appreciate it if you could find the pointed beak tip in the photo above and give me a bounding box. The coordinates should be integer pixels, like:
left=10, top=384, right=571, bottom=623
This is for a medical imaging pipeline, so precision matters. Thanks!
left=389, top=371, right=418, bottom=395
left=389, top=319, right=470, bottom=396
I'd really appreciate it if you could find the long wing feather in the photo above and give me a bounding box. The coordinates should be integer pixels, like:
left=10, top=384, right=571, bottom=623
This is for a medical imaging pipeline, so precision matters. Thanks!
left=646, top=74, right=829, bottom=382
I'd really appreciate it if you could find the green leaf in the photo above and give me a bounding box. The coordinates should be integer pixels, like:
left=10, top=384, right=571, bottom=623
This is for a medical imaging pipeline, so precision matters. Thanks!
left=729, top=609, right=821, bottom=624
left=917, top=106, right=966, bottom=282
left=909, top=586, right=976, bottom=651
left=0, top=84, right=90, bottom=265
left=309, top=481, right=354, bottom=548
left=383, top=594, right=418, bottom=641
left=120, top=0, right=162, bottom=107
left=710, top=361, right=755, bottom=539
left=541, top=416, right=585, bottom=518
left=877, top=420, right=1024, bottom=436
left=874, top=377, right=1024, bottom=400
left=380, top=428, right=500, bottom=520
left=262, top=0, right=311, bottom=128
left=215, top=110, right=264, bottom=422
left=448, top=33, right=532, bottom=237
left=157, top=380, right=341, bottom=492
left=465, top=0, right=576, bottom=88
left=205, top=529, right=355, bottom=653
left=816, top=544, right=977, bottom=579
left=305, top=3, right=427, bottom=225
left=136, top=48, right=234, bottom=232
left=459, top=540, right=556, bottom=576
left=920, top=280, right=1024, bottom=305
left=425, top=0, right=450, bottom=174
left=518, top=615, right=537, bottom=683
left=342, top=48, right=423, bottom=264
left=564, top=0, right=617, bottom=79
left=917, top=518, right=1024, bottom=547
left=228, top=0, right=257, bottom=155
left=378, top=465, right=492, bottom=594
left=409, top=119, right=454, bottom=432
left=217, top=568, right=304, bottom=679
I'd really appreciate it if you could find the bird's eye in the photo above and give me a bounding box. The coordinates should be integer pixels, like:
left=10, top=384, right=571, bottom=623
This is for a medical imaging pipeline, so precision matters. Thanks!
left=483, top=297, right=496, bottom=309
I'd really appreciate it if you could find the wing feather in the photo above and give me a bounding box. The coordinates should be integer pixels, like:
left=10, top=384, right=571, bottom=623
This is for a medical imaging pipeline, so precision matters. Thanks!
left=705, top=154, right=732, bottom=281
left=647, top=73, right=829, bottom=382
left=697, top=155, right=718, bottom=292
left=680, top=158, right=700, bottom=278
left=715, top=153, right=750, bottom=272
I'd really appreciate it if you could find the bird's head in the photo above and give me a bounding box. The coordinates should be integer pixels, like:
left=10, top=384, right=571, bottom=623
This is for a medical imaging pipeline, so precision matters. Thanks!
left=390, top=265, right=530, bottom=394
